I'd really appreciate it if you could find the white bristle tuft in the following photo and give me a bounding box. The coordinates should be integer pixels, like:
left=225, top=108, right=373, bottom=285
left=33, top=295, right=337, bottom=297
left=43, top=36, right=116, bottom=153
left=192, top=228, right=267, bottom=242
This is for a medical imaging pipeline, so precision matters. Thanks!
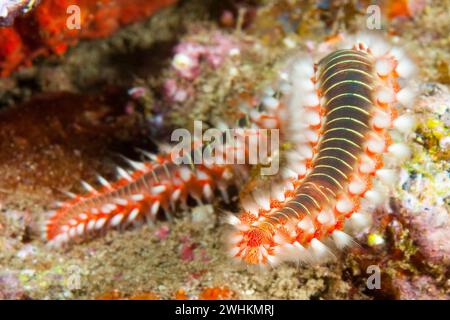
left=281, top=168, right=299, bottom=180
left=121, top=156, right=147, bottom=171
left=396, top=59, right=416, bottom=78
left=171, top=188, right=181, bottom=202
left=282, top=180, right=295, bottom=191
left=375, top=58, right=394, bottom=76
left=375, top=169, right=398, bottom=185
left=117, top=167, right=132, bottom=181
left=137, top=149, right=157, bottom=161
left=300, top=78, right=315, bottom=91
left=372, top=110, right=391, bottom=129
left=367, top=136, right=386, bottom=154
left=349, top=178, right=366, bottom=195
left=62, top=191, right=77, bottom=199
left=305, top=111, right=321, bottom=126
left=336, top=198, right=354, bottom=214
left=127, top=208, right=140, bottom=222
left=354, top=33, right=374, bottom=48
left=131, top=194, right=144, bottom=202
left=292, top=58, right=314, bottom=78
left=359, top=154, right=376, bottom=174
left=310, top=239, right=333, bottom=261
left=297, top=216, right=315, bottom=233
left=305, top=130, right=319, bottom=143
left=317, top=210, right=335, bottom=225
left=302, top=93, right=320, bottom=107
left=97, top=175, right=112, bottom=188
left=262, top=96, right=280, bottom=110
left=179, top=167, right=192, bottom=182
left=226, top=214, right=242, bottom=226
left=110, top=214, right=124, bottom=227
left=114, top=198, right=128, bottom=206
left=363, top=189, right=384, bottom=205
left=60, top=233, right=69, bottom=244
left=389, top=47, right=405, bottom=62
left=289, top=162, right=307, bottom=176
left=196, top=170, right=209, bottom=180
left=349, top=212, right=371, bottom=230
left=253, top=190, right=271, bottom=211
left=396, top=87, right=416, bottom=107
left=273, top=233, right=287, bottom=245
left=203, top=184, right=213, bottom=199
left=331, top=230, right=353, bottom=249
left=271, top=184, right=286, bottom=202
left=242, top=197, right=260, bottom=215
left=229, top=246, right=241, bottom=258
left=49, top=235, right=61, bottom=247
left=151, top=201, right=160, bottom=216
left=76, top=223, right=85, bottom=236
left=376, top=88, right=396, bottom=104
left=290, top=241, right=310, bottom=263
left=273, top=243, right=292, bottom=260
left=81, top=181, right=96, bottom=193
left=87, top=220, right=95, bottom=231
left=151, top=185, right=167, bottom=195
left=393, top=114, right=416, bottom=133
left=295, top=144, right=313, bottom=159
left=228, top=233, right=243, bottom=245
left=263, top=86, right=275, bottom=96
left=101, top=203, right=116, bottom=214
left=266, top=254, right=279, bottom=266
left=279, top=71, right=289, bottom=81
left=95, top=218, right=107, bottom=230
left=370, top=39, right=391, bottom=57
left=215, top=121, right=229, bottom=131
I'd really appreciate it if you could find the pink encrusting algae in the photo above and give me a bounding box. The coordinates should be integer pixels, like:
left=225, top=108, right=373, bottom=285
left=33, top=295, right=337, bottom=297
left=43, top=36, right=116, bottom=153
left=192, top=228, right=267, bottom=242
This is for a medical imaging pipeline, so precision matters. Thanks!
left=43, top=33, right=417, bottom=268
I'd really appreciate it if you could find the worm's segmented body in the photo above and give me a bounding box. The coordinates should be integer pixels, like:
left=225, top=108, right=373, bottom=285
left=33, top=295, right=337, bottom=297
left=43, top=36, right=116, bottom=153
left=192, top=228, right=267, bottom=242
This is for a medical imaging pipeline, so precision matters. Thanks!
left=228, top=35, right=416, bottom=266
